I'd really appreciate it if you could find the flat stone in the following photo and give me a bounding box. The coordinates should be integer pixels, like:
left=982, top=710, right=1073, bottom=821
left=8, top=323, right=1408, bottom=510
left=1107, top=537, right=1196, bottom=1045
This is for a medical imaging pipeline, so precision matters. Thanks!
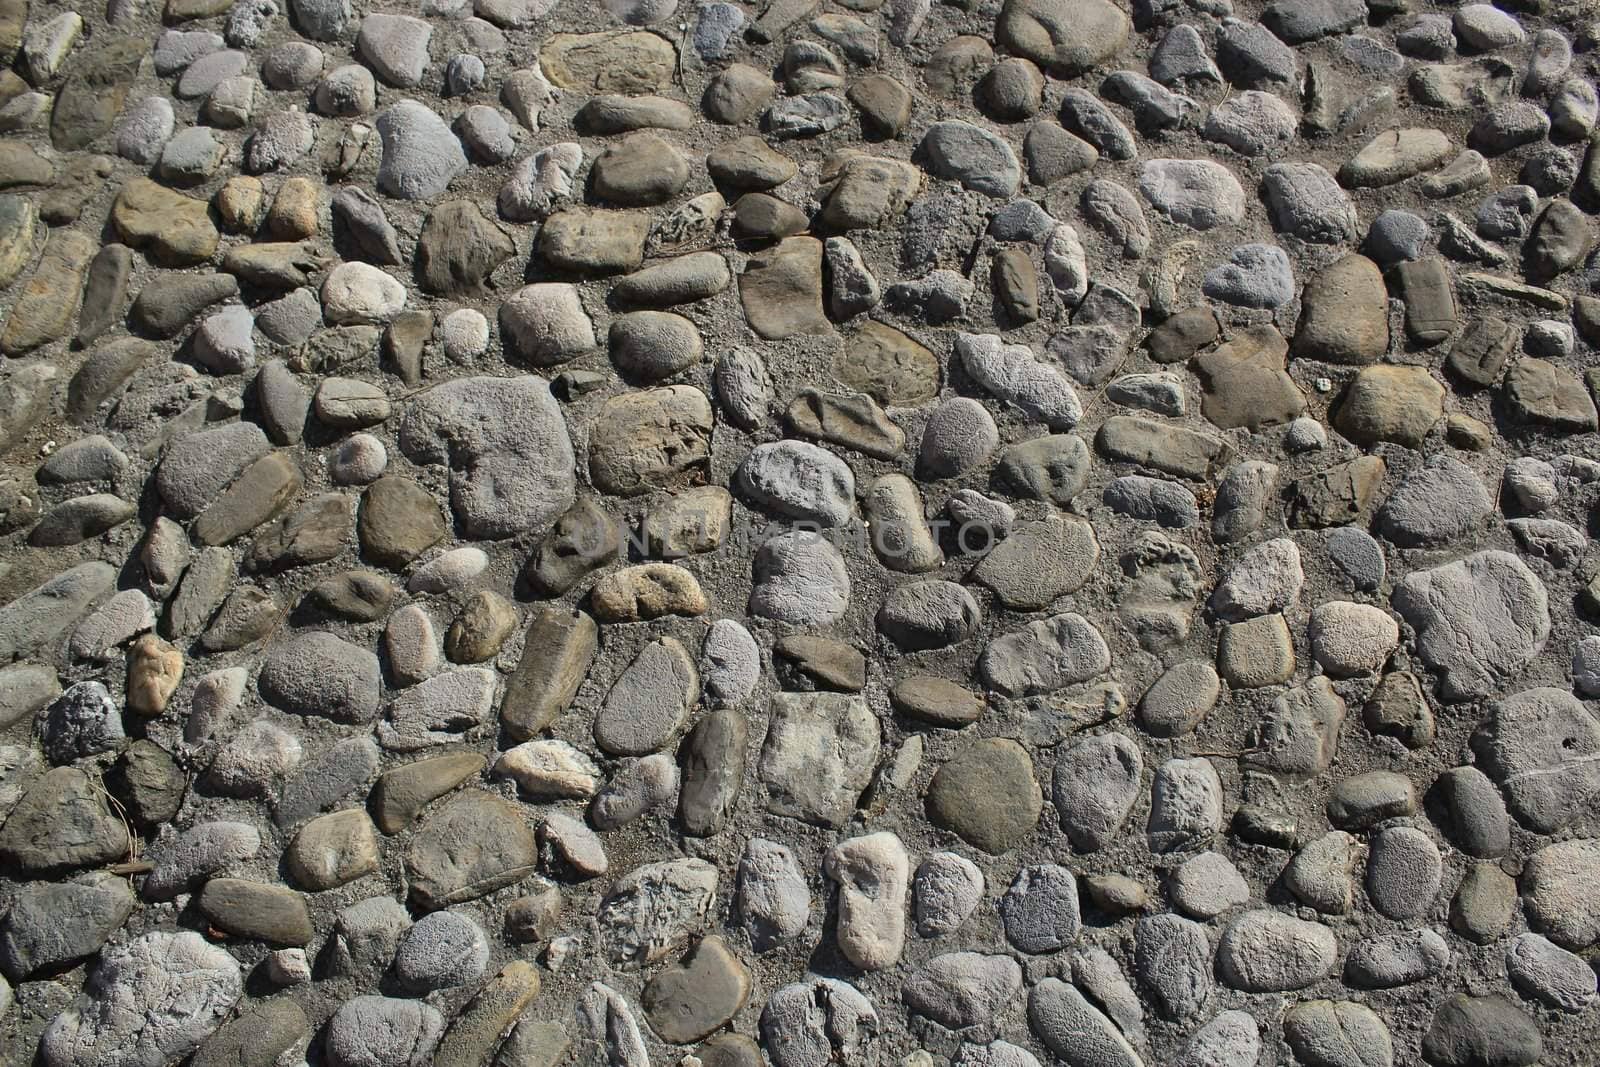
left=759, top=692, right=879, bottom=827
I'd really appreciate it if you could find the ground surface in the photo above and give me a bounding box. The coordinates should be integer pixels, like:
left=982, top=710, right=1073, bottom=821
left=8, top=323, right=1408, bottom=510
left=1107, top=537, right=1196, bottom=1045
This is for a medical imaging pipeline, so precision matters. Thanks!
left=0, top=0, right=1597, bottom=1065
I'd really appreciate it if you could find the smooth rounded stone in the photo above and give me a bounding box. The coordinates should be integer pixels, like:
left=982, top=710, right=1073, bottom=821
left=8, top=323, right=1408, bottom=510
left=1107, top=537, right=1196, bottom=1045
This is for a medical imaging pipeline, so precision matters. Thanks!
left=1295, top=254, right=1388, bottom=365
left=914, top=852, right=984, bottom=937
left=407, top=548, right=489, bottom=595
left=1507, top=933, right=1595, bottom=1012
left=591, top=132, right=689, bottom=206
left=1217, top=910, right=1337, bottom=992
left=1453, top=3, right=1524, bottom=49
left=40, top=682, right=122, bottom=763
left=325, top=996, right=443, bottom=1067
left=116, top=97, right=175, bottom=163
left=980, top=58, right=1044, bottom=121
left=262, top=41, right=323, bottom=90
left=1106, top=373, right=1184, bottom=416
left=375, top=100, right=466, bottom=200
left=1345, top=928, right=1449, bottom=988
left=918, top=397, right=998, bottom=479
left=1104, top=475, right=1199, bottom=528
left=68, top=589, right=153, bottom=661
left=918, top=121, right=1021, bottom=198
left=1176, top=1011, right=1259, bottom=1067
left=609, top=311, right=701, bottom=383
left=1308, top=602, right=1399, bottom=677
left=1335, top=365, right=1445, bottom=450
left=1023, top=121, right=1098, bottom=184
left=1284, top=1001, right=1394, bottom=1067
left=156, top=421, right=270, bottom=519
left=1340, top=127, right=1453, bottom=187
left=1132, top=913, right=1212, bottom=1021
left=1148, top=756, right=1223, bottom=852
left=997, top=0, right=1127, bottom=74
left=822, top=833, right=907, bottom=971
left=1326, top=527, right=1384, bottom=592
left=1202, top=243, right=1294, bottom=308
left=285, top=809, right=379, bottom=890
left=1210, top=538, right=1303, bottom=621
left=1427, top=767, right=1508, bottom=863
left=140, top=821, right=261, bottom=904
left=322, top=262, right=406, bottom=326
left=498, top=283, right=593, bottom=366
left=328, top=434, right=388, bottom=485
left=258, top=631, right=380, bottom=724
left=925, top=738, right=1040, bottom=854
left=903, top=952, right=1022, bottom=1031
left=761, top=978, right=879, bottom=1067
left=980, top=612, right=1110, bottom=698
left=1423, top=995, right=1540, bottom=1067
left=590, top=564, right=708, bottom=622
left=1203, top=90, right=1294, bottom=155
left=594, top=638, right=697, bottom=757
left=1325, top=771, right=1415, bottom=831
left=1285, top=831, right=1356, bottom=915
left=993, top=434, right=1087, bottom=507
left=177, top=48, right=249, bottom=99
left=1139, top=661, right=1219, bottom=738
left=886, top=677, right=980, bottom=730
left=0, top=663, right=58, bottom=731
left=30, top=493, right=137, bottom=548
left=494, top=739, right=599, bottom=800
left=1001, top=865, right=1080, bottom=953
left=1139, top=159, right=1246, bottom=230
left=878, top=580, right=980, bottom=651
left=1169, top=851, right=1249, bottom=919
left=207, top=719, right=302, bottom=798
left=1365, top=825, right=1441, bottom=920
left=1052, top=733, right=1141, bottom=851
left=154, top=28, right=223, bottom=74
left=703, top=63, right=775, bottom=125
left=316, top=63, right=376, bottom=115
left=1551, top=77, right=1598, bottom=138
left=735, top=440, right=854, bottom=527
left=955, top=332, right=1081, bottom=429
left=971, top=515, right=1098, bottom=610
left=394, top=911, right=489, bottom=992
left=1027, top=979, right=1140, bottom=1067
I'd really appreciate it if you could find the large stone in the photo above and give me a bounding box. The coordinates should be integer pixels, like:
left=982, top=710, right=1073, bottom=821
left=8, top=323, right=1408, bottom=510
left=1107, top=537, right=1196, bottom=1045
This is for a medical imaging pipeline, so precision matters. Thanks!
left=926, top=739, right=1041, bottom=854
left=540, top=31, right=676, bottom=94
left=0, top=230, right=94, bottom=356
left=399, top=375, right=574, bottom=539
left=50, top=37, right=142, bottom=151
left=404, top=791, right=537, bottom=910
left=0, top=766, right=128, bottom=875
left=1193, top=325, right=1304, bottom=431
left=996, top=0, right=1128, bottom=75
left=739, top=237, right=829, bottom=339
left=111, top=178, right=218, bottom=266
left=416, top=200, right=514, bottom=294
left=759, top=692, right=879, bottom=827
left=590, top=386, right=713, bottom=496
left=1294, top=254, right=1389, bottom=364
left=1477, top=687, right=1600, bottom=833
left=1391, top=551, right=1549, bottom=702
left=980, top=613, right=1110, bottom=697
left=38, top=932, right=241, bottom=1067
